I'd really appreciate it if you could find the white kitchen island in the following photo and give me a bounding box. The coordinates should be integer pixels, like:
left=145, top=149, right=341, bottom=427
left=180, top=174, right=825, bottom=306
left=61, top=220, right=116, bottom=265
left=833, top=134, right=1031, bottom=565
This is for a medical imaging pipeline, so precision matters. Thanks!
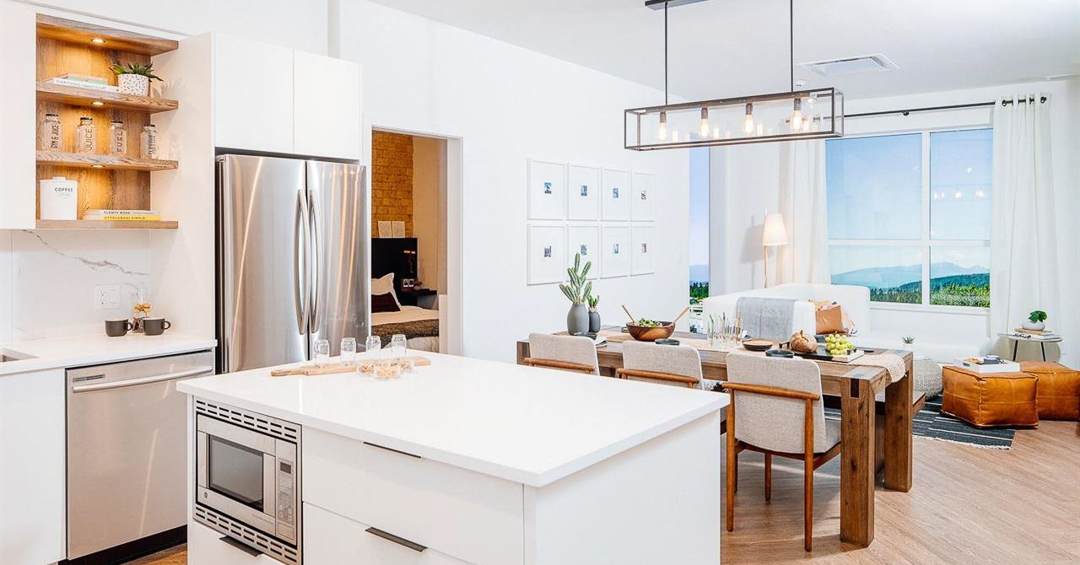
left=178, top=351, right=727, bottom=565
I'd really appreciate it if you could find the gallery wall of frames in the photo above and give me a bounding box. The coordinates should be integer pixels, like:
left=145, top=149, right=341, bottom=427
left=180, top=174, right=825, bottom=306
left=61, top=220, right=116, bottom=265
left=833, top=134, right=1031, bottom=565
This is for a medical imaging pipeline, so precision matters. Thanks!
left=526, top=159, right=656, bottom=285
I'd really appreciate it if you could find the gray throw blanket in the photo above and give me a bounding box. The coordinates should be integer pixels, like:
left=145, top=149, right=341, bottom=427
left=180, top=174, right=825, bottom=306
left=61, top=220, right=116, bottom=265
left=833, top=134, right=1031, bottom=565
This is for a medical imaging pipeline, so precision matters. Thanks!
left=735, top=297, right=796, bottom=343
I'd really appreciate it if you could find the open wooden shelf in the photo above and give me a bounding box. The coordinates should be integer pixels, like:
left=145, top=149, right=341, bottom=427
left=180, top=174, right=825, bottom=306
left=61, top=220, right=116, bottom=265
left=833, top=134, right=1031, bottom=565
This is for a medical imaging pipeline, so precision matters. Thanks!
left=36, top=15, right=178, bottom=56
left=34, top=219, right=179, bottom=230
left=36, top=151, right=178, bottom=171
left=36, top=82, right=179, bottom=113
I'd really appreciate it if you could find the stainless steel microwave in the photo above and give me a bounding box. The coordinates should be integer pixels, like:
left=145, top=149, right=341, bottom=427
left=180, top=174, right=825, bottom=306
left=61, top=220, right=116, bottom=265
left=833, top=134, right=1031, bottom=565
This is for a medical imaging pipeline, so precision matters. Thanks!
left=194, top=399, right=301, bottom=565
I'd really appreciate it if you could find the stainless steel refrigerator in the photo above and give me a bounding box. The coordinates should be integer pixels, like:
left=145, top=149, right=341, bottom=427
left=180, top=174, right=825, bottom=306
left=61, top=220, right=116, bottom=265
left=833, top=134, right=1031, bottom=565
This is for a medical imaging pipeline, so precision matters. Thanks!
left=217, top=154, right=368, bottom=373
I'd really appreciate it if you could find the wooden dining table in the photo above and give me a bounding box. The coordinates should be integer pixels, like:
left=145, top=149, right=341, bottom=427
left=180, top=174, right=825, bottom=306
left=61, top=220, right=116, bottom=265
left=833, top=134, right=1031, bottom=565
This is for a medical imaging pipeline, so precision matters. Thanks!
left=515, top=330, right=914, bottom=548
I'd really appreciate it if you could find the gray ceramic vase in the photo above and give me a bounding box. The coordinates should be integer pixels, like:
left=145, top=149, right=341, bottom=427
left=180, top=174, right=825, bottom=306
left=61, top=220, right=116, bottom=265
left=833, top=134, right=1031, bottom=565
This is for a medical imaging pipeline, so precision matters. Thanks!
left=567, top=303, right=590, bottom=335
left=588, top=310, right=601, bottom=333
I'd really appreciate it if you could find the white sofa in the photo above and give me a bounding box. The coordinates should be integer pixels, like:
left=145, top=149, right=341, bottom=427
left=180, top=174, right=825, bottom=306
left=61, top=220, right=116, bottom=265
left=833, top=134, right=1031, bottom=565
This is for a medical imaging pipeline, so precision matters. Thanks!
left=700, top=283, right=989, bottom=365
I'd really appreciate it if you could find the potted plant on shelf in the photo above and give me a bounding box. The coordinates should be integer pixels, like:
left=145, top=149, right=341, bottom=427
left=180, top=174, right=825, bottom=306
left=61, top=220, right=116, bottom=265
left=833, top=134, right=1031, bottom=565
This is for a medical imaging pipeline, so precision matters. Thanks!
left=110, top=62, right=161, bottom=96
left=1023, top=310, right=1048, bottom=331
left=902, top=335, right=915, bottom=349
left=587, top=293, right=601, bottom=333
left=559, top=253, right=592, bottom=335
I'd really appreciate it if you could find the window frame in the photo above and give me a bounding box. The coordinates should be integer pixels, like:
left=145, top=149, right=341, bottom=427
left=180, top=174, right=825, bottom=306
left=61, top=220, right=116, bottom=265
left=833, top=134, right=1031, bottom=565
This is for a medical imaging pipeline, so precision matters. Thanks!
left=826, top=126, right=991, bottom=315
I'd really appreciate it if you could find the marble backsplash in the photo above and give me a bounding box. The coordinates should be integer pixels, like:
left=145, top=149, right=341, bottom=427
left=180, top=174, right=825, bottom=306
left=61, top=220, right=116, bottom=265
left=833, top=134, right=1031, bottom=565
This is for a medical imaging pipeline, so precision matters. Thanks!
left=0, top=230, right=151, bottom=341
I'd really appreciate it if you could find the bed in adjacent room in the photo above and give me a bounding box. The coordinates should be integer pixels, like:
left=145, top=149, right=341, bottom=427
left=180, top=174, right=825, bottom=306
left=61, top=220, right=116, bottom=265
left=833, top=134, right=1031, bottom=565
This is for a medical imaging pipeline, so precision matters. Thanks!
left=371, top=237, right=440, bottom=352
left=371, top=304, right=440, bottom=352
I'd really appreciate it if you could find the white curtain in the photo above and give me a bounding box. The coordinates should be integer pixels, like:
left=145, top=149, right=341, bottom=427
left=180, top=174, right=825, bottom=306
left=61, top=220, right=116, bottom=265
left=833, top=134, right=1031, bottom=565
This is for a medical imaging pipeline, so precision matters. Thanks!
left=776, top=140, right=829, bottom=285
left=989, top=95, right=1059, bottom=342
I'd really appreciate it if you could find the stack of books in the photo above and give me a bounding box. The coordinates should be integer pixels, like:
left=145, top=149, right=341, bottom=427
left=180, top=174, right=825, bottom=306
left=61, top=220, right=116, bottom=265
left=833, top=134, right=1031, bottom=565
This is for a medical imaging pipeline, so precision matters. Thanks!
left=45, top=73, right=119, bottom=93
left=1014, top=328, right=1061, bottom=339
left=83, top=209, right=162, bottom=221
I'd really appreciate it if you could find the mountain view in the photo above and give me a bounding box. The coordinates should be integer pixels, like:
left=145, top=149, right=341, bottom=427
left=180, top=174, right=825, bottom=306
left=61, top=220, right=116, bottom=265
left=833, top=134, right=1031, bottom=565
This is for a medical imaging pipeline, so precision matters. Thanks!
left=832, top=262, right=989, bottom=307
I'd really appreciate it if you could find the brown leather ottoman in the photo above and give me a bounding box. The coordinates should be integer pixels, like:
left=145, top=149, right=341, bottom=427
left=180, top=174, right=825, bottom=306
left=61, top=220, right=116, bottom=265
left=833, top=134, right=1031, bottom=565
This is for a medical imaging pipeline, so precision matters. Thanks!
left=941, top=366, right=1039, bottom=428
left=1021, top=361, right=1080, bottom=421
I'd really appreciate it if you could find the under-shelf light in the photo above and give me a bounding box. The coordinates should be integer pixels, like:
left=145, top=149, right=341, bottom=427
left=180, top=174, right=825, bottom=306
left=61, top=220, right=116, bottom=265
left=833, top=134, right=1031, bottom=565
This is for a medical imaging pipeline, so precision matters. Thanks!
left=92, top=101, right=104, bottom=106
left=91, top=38, right=106, bottom=44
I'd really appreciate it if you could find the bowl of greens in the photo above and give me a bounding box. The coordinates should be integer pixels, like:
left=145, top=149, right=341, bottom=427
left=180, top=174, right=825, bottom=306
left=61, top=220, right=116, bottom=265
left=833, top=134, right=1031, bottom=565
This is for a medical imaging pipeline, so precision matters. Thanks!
left=626, top=318, right=675, bottom=342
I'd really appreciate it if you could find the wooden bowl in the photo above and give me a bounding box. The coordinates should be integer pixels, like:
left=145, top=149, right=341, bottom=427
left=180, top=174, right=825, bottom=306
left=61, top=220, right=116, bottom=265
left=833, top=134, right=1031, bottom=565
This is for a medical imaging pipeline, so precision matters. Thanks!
left=626, top=322, right=675, bottom=342
left=741, top=339, right=773, bottom=352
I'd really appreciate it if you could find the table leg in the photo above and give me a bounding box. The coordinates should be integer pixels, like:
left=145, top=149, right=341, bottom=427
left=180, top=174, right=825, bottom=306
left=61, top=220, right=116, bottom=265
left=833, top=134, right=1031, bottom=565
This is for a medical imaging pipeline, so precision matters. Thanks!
left=1041, top=342, right=1047, bottom=361
left=1012, top=340, right=1019, bottom=361
left=884, top=358, right=913, bottom=492
left=840, top=378, right=875, bottom=547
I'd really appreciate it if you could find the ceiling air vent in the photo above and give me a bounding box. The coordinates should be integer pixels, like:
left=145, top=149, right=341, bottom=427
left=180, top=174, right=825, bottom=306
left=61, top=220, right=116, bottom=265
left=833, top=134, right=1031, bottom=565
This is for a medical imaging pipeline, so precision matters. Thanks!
left=800, top=54, right=898, bottom=77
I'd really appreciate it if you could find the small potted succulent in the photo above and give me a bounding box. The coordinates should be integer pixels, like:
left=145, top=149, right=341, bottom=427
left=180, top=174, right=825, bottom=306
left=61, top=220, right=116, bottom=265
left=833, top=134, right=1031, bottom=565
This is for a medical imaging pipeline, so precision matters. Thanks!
left=559, top=253, right=592, bottom=335
left=111, top=62, right=161, bottom=96
left=587, top=293, right=601, bottom=333
left=1023, top=310, right=1047, bottom=331
left=902, top=335, right=915, bottom=348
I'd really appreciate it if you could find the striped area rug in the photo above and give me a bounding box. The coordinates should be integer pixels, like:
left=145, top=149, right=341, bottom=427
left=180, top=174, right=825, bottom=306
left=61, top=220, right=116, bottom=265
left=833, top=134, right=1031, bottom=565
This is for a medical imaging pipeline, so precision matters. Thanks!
left=824, top=397, right=1016, bottom=450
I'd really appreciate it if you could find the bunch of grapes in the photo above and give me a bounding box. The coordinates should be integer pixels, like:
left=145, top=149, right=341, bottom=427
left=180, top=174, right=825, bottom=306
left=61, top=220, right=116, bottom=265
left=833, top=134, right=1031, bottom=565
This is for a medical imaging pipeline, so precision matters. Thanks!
left=824, top=334, right=854, bottom=356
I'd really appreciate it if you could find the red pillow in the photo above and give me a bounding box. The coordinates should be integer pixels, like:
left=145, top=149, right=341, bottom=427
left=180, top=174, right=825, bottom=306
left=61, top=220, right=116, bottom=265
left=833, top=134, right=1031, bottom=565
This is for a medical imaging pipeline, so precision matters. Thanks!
left=372, top=292, right=400, bottom=313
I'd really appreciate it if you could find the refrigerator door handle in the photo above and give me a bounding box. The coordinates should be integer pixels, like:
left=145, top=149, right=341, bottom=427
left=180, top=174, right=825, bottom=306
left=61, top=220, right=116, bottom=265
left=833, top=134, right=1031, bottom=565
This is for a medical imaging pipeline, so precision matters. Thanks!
left=294, top=191, right=309, bottom=335
left=308, top=189, right=322, bottom=333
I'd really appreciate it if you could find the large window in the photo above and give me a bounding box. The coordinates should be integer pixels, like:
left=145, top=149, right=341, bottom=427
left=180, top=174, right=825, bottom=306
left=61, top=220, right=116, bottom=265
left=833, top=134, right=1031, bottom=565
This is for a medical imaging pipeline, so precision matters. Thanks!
left=689, top=147, right=709, bottom=303
left=826, top=128, right=992, bottom=308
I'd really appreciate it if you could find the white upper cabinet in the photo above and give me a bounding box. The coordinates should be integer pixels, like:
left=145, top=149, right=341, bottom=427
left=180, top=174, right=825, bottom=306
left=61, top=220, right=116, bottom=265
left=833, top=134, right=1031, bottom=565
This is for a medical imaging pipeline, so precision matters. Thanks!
left=214, top=35, right=294, bottom=153
left=294, top=51, right=361, bottom=160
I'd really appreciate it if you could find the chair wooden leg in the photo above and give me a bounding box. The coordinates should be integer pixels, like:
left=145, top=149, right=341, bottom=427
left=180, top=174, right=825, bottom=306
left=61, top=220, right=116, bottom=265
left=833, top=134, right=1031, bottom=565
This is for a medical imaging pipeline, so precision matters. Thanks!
left=764, top=453, right=772, bottom=502
left=725, top=398, right=736, bottom=532
left=733, top=451, right=739, bottom=493
left=804, top=399, right=814, bottom=552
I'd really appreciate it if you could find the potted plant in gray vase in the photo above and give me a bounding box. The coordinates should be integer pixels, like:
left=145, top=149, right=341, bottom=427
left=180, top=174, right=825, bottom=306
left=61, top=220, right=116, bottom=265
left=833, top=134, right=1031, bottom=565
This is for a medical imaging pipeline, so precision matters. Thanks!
left=587, top=294, right=601, bottom=333
left=559, top=253, right=592, bottom=335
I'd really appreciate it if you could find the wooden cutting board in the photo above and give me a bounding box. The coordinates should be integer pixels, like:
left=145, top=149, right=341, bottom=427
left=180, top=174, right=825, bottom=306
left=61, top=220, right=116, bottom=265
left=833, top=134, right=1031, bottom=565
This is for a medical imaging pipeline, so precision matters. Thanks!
left=270, top=356, right=432, bottom=377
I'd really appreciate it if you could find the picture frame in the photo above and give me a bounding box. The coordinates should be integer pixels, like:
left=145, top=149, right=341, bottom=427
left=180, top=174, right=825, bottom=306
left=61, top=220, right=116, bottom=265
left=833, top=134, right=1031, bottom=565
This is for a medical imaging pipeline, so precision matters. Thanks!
left=631, top=172, right=655, bottom=221
left=631, top=226, right=655, bottom=275
left=391, top=221, right=406, bottom=237
left=567, top=165, right=600, bottom=220
left=567, top=225, right=600, bottom=279
left=601, top=168, right=631, bottom=221
left=527, top=160, right=566, bottom=220
left=601, top=225, right=630, bottom=278
left=527, top=225, right=566, bottom=285
left=377, top=221, right=392, bottom=238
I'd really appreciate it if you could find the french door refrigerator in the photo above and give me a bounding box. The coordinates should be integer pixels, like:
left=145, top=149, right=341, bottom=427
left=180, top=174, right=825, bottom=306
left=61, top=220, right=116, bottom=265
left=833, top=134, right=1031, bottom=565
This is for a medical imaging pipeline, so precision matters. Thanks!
left=217, top=154, right=368, bottom=373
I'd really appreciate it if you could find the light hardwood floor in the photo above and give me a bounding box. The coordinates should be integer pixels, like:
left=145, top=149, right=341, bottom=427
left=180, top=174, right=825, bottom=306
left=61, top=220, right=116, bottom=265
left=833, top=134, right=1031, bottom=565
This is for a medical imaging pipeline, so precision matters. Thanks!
left=129, top=421, right=1079, bottom=565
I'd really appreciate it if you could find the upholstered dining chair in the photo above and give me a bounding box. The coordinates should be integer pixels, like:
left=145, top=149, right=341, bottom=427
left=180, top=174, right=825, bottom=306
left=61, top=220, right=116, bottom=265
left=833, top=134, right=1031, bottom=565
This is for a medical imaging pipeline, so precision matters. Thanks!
left=524, top=333, right=600, bottom=375
left=721, top=353, right=842, bottom=552
left=617, top=341, right=704, bottom=389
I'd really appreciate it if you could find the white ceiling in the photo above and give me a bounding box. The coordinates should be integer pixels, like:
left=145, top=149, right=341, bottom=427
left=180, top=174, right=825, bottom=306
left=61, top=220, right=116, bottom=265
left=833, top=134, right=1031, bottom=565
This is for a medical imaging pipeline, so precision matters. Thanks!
left=368, top=0, right=1080, bottom=100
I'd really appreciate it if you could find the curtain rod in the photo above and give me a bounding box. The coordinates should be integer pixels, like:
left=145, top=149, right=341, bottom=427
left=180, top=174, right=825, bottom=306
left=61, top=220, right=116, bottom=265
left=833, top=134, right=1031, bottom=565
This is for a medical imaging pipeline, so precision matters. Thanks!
left=846, top=96, right=1047, bottom=119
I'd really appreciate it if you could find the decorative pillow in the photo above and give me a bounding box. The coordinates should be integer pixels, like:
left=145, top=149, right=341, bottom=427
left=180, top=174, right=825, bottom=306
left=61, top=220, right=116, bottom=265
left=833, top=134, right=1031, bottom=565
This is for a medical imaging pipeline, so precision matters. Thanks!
left=371, top=273, right=400, bottom=307
left=815, top=303, right=846, bottom=335
left=371, top=292, right=401, bottom=313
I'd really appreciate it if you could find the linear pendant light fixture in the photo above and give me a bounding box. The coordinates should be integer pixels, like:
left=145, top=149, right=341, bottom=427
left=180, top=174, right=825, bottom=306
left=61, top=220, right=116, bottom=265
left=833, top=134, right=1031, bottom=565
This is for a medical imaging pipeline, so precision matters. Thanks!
left=625, top=0, right=844, bottom=150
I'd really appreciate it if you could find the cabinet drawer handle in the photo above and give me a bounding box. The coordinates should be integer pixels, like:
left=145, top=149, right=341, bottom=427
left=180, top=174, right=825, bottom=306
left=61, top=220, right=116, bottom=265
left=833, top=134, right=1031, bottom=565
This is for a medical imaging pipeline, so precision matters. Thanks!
left=220, top=535, right=263, bottom=557
left=363, top=441, right=421, bottom=459
left=365, top=527, right=427, bottom=553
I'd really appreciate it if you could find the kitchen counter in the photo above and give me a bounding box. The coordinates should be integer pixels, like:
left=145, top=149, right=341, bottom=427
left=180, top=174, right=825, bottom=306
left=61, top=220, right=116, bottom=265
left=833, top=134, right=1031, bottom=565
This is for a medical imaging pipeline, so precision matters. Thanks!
left=179, top=350, right=725, bottom=487
left=0, top=333, right=216, bottom=376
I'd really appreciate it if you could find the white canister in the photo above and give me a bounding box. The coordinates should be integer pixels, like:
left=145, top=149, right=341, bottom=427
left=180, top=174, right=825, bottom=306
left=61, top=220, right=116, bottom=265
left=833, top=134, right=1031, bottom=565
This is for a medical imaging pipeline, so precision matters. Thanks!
left=39, top=176, right=78, bottom=220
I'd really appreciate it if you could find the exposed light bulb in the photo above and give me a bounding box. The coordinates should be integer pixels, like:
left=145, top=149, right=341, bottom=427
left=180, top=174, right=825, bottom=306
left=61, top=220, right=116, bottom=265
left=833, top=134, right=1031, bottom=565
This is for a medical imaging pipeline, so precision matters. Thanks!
left=790, top=98, right=804, bottom=132
left=954, top=190, right=963, bottom=199
left=712, top=126, right=720, bottom=139
left=742, top=103, right=755, bottom=134
left=699, top=107, right=710, bottom=138
left=658, top=111, right=668, bottom=141
left=756, top=123, right=764, bottom=136
left=672, top=130, right=680, bottom=142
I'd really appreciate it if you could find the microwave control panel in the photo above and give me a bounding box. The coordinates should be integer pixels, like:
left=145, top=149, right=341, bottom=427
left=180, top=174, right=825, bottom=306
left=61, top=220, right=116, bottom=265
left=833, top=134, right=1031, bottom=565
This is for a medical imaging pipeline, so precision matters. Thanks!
left=276, top=439, right=298, bottom=542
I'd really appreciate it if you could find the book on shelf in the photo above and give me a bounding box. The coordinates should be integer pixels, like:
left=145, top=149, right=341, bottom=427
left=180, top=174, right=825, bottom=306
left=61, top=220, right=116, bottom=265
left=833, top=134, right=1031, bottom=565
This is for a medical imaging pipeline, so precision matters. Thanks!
left=1013, top=327, right=1053, bottom=335
left=45, top=78, right=120, bottom=92
left=57, top=73, right=109, bottom=85
left=84, top=209, right=158, bottom=216
left=84, top=210, right=161, bottom=221
left=83, top=215, right=163, bottom=222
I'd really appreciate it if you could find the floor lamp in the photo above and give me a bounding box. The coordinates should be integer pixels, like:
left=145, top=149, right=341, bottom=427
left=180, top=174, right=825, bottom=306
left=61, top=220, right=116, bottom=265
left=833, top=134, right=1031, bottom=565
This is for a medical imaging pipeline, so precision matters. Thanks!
left=762, top=213, right=788, bottom=288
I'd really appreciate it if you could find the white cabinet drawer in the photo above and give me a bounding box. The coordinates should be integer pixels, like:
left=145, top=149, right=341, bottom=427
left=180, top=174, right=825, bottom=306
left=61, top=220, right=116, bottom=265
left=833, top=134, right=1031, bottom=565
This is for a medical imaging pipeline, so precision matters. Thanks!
left=304, top=503, right=471, bottom=565
left=188, top=521, right=280, bottom=565
left=303, top=429, right=522, bottom=565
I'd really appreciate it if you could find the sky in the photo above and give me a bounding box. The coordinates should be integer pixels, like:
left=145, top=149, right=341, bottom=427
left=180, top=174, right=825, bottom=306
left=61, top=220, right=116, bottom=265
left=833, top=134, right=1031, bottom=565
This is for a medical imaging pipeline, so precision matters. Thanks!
left=688, top=147, right=709, bottom=278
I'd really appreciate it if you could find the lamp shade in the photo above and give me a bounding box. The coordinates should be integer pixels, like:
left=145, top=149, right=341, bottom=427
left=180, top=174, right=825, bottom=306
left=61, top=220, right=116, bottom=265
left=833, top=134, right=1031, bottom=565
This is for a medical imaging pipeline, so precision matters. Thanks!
left=762, top=214, right=788, bottom=247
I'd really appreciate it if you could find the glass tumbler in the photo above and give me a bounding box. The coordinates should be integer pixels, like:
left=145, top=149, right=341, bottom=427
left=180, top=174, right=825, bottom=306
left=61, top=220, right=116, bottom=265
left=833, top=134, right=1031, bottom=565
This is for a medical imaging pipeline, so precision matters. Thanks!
left=341, top=337, right=357, bottom=365
left=314, top=339, right=330, bottom=366
left=365, top=335, right=382, bottom=354
left=390, top=334, right=407, bottom=361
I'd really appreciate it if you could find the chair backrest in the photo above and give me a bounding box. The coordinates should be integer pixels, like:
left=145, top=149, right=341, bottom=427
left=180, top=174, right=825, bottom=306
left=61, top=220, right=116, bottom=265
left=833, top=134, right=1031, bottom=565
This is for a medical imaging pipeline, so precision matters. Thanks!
left=620, top=342, right=704, bottom=389
left=527, top=333, right=600, bottom=375
left=725, top=353, right=826, bottom=454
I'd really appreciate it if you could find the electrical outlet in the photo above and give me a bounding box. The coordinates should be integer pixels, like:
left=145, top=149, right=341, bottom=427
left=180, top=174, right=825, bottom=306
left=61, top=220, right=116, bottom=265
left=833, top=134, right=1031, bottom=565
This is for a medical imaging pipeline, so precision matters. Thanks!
left=94, top=285, right=121, bottom=310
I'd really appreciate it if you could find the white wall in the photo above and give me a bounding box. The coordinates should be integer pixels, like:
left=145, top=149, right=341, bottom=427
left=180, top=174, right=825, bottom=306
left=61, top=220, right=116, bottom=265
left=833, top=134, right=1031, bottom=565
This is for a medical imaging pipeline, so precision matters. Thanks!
left=336, top=0, right=690, bottom=362
left=412, top=135, right=444, bottom=292
left=714, top=79, right=1080, bottom=366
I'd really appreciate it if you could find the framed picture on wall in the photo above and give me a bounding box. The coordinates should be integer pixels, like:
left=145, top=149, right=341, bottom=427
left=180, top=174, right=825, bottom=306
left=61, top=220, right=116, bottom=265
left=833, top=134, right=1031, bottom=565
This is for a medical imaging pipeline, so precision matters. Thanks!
left=527, top=160, right=566, bottom=220
left=631, top=172, right=655, bottom=221
left=601, top=169, right=631, bottom=221
left=567, top=225, right=600, bottom=279
left=527, top=224, right=566, bottom=285
left=631, top=225, right=655, bottom=275
left=567, top=165, right=600, bottom=220
left=601, top=225, right=630, bottom=278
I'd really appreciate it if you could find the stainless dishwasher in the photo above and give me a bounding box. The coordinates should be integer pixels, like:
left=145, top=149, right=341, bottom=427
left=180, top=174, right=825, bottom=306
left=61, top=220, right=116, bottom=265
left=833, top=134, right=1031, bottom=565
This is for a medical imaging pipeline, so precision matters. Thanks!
left=66, top=350, right=214, bottom=562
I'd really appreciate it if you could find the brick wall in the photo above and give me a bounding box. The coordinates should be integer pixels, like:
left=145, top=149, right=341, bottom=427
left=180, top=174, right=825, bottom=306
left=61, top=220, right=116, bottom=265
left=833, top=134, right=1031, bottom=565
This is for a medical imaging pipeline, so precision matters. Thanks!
left=371, top=131, right=413, bottom=236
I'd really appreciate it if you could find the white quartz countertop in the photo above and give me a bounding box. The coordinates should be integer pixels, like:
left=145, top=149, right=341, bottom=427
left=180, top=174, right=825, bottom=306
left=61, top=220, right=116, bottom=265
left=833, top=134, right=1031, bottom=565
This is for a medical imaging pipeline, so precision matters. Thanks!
left=179, top=352, right=728, bottom=487
left=0, top=333, right=217, bottom=376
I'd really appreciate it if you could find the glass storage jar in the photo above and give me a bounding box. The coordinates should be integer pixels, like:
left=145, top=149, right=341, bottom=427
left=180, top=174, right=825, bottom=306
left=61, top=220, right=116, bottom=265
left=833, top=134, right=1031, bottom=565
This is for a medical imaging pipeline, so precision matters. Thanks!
left=108, top=120, right=127, bottom=156
left=40, top=113, right=62, bottom=151
left=139, top=124, right=158, bottom=159
left=76, top=117, right=96, bottom=154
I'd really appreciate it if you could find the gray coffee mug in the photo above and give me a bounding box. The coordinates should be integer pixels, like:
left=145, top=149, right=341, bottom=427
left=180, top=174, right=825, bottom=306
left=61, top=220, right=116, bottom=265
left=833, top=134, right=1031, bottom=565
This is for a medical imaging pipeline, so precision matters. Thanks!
left=143, top=317, right=172, bottom=336
left=105, top=318, right=133, bottom=337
